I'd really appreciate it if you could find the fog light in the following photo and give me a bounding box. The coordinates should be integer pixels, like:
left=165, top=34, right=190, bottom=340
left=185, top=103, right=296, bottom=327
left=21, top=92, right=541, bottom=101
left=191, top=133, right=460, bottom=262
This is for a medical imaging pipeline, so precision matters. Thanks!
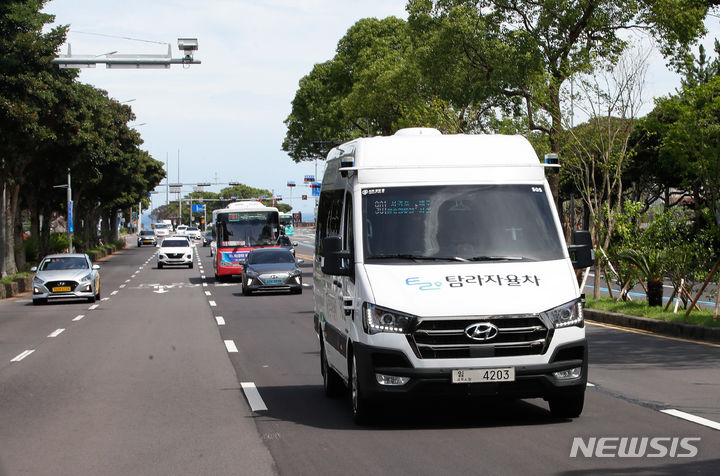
left=375, top=373, right=410, bottom=386
left=33, top=287, right=41, bottom=294
left=553, top=367, right=582, bottom=380
left=84, top=284, right=92, bottom=292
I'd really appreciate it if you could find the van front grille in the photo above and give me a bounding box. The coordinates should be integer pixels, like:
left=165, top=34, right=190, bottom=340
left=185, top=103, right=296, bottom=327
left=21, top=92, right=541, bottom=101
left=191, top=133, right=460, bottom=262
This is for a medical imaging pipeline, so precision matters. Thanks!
left=409, top=315, right=550, bottom=359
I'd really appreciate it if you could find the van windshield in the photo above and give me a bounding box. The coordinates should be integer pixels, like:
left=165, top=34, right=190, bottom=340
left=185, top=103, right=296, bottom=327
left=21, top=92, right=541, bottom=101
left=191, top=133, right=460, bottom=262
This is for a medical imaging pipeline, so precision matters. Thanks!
left=361, top=185, right=565, bottom=262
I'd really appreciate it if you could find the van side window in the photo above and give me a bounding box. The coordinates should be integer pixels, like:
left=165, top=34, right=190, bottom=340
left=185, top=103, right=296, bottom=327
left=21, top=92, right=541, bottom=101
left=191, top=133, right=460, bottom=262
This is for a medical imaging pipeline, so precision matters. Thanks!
left=315, top=189, right=344, bottom=258
left=343, top=191, right=354, bottom=280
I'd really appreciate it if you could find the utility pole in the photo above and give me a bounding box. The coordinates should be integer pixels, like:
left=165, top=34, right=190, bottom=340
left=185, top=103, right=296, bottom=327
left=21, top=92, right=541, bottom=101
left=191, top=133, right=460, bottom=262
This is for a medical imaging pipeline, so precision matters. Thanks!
left=53, top=169, right=73, bottom=252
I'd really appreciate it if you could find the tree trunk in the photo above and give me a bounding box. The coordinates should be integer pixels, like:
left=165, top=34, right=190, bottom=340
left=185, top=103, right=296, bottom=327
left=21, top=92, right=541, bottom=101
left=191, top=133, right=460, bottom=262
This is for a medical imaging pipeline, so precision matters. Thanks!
left=2, top=183, right=20, bottom=276
left=647, top=278, right=664, bottom=307
left=14, top=217, right=26, bottom=272
left=593, top=261, right=602, bottom=299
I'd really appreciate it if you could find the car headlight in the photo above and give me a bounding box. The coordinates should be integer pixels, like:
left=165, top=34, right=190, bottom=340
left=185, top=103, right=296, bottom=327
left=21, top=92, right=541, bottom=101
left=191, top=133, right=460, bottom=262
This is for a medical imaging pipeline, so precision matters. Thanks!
left=289, top=268, right=301, bottom=277
left=362, top=303, right=414, bottom=335
left=541, top=298, right=584, bottom=329
left=80, top=273, right=93, bottom=282
left=245, top=269, right=259, bottom=278
left=33, top=276, right=44, bottom=285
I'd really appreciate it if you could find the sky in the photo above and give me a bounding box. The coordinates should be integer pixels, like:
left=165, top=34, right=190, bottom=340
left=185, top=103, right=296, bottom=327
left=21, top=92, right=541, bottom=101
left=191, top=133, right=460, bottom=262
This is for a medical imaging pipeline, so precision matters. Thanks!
left=41, top=1, right=719, bottom=223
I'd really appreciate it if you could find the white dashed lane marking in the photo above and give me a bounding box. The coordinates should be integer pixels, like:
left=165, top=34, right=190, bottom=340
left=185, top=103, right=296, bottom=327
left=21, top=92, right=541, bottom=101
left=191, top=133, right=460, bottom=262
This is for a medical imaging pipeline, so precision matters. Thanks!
left=661, top=409, right=720, bottom=431
left=241, top=382, right=268, bottom=412
left=11, top=350, right=34, bottom=362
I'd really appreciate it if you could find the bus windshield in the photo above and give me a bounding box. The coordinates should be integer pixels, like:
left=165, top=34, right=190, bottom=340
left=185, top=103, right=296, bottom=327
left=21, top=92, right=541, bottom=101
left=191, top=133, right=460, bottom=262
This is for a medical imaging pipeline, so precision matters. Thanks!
left=216, top=211, right=279, bottom=247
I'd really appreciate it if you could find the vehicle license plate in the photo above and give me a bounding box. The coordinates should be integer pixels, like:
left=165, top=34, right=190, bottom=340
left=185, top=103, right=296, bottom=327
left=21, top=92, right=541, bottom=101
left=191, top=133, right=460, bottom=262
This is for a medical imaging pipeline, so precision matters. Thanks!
left=52, top=286, right=72, bottom=292
left=452, top=368, right=515, bottom=383
left=265, top=279, right=283, bottom=284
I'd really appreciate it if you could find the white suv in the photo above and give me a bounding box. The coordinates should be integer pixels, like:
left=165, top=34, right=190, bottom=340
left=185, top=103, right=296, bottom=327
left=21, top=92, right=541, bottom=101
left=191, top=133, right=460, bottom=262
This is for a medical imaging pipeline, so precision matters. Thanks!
left=157, top=237, right=194, bottom=268
left=186, top=226, right=202, bottom=240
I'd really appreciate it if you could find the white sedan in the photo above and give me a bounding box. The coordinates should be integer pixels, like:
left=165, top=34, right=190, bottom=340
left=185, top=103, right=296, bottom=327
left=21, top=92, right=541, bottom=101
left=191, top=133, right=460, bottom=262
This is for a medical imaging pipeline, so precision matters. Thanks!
left=157, top=237, right=194, bottom=269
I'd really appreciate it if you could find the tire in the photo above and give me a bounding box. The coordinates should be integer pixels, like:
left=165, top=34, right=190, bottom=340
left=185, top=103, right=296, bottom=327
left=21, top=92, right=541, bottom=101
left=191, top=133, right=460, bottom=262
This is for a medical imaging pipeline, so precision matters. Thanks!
left=189, top=262, right=193, bottom=269
left=87, top=295, right=96, bottom=304
left=321, top=341, right=344, bottom=398
left=291, top=287, right=302, bottom=295
left=158, top=262, right=164, bottom=269
left=137, top=243, right=141, bottom=247
left=242, top=285, right=252, bottom=296
left=95, top=288, right=101, bottom=301
left=548, top=392, right=585, bottom=419
left=350, top=353, right=374, bottom=424
left=33, top=298, right=47, bottom=306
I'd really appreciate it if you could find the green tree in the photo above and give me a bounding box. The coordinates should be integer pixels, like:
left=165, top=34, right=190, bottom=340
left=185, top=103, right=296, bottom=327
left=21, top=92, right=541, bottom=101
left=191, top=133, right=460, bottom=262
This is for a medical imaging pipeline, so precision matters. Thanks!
left=0, top=0, right=76, bottom=274
left=406, top=0, right=714, bottom=203
left=282, top=17, right=459, bottom=162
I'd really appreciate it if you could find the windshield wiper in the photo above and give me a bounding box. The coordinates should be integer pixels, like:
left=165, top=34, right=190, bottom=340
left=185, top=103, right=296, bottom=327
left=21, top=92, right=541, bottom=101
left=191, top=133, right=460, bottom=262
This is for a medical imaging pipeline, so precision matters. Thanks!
left=466, top=255, right=527, bottom=261
left=367, top=254, right=467, bottom=262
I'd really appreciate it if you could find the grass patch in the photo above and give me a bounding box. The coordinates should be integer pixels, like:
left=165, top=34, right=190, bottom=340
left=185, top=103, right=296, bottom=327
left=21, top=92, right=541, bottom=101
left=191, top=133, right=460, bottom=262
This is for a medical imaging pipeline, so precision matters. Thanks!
left=586, top=297, right=720, bottom=327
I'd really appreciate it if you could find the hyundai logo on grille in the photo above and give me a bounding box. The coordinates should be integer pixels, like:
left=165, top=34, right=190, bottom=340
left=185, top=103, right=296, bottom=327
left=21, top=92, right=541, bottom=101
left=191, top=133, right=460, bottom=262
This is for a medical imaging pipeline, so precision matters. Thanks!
left=465, top=323, right=499, bottom=341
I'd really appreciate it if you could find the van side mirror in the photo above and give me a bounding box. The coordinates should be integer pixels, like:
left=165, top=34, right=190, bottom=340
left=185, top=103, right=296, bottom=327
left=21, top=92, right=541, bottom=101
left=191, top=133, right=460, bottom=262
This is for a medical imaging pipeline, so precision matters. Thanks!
left=321, top=236, right=352, bottom=276
left=568, top=230, right=594, bottom=269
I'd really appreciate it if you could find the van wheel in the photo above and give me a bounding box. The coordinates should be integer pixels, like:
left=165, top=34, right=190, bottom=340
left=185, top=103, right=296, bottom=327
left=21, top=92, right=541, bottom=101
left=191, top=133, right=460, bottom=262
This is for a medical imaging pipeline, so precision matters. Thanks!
left=321, top=341, right=344, bottom=398
left=548, top=392, right=584, bottom=419
left=350, top=354, right=374, bottom=424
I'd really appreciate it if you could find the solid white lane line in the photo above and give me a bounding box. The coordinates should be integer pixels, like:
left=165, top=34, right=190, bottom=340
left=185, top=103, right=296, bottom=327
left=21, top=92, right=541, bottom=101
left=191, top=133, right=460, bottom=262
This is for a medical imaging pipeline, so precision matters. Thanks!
left=661, top=409, right=720, bottom=431
left=215, top=316, right=225, bottom=326
left=241, top=382, right=268, bottom=412
left=11, top=350, right=34, bottom=362
left=224, top=340, right=238, bottom=352
left=48, top=329, right=65, bottom=338
left=72, top=314, right=85, bottom=321
left=209, top=300, right=217, bottom=307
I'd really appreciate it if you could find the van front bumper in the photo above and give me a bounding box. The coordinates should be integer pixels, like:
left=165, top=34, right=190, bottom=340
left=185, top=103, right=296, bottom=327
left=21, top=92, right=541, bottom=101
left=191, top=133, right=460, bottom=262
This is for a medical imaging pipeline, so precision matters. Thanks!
left=353, top=340, right=587, bottom=401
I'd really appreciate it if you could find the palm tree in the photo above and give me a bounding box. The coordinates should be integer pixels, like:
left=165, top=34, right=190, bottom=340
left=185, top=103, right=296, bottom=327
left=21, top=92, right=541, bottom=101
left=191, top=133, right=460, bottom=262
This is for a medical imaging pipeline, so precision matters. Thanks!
left=618, top=249, right=664, bottom=306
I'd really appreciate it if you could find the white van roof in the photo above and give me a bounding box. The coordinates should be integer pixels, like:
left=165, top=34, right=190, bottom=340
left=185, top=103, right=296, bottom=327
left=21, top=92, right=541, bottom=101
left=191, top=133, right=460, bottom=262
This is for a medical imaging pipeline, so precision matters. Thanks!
left=325, top=128, right=548, bottom=186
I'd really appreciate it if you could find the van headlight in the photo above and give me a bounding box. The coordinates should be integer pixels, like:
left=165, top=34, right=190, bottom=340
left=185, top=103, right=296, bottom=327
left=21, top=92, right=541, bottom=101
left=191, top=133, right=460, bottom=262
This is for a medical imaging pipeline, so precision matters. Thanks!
left=541, top=298, right=584, bottom=329
left=362, top=303, right=414, bottom=335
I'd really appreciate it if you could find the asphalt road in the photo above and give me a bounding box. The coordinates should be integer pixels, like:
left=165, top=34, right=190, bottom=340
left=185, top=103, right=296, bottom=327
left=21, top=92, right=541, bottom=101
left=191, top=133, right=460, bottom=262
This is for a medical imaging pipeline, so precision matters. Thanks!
left=1, top=230, right=718, bottom=475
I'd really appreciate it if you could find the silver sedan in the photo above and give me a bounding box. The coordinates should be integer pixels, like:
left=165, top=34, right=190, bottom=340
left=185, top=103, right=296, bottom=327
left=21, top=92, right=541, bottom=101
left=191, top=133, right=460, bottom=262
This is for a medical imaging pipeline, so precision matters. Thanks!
left=32, top=253, right=101, bottom=305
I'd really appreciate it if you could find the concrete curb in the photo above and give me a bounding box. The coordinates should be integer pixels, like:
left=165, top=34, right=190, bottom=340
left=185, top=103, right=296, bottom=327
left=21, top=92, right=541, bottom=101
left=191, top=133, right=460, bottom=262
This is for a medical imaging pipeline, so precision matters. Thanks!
left=585, top=309, right=720, bottom=344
